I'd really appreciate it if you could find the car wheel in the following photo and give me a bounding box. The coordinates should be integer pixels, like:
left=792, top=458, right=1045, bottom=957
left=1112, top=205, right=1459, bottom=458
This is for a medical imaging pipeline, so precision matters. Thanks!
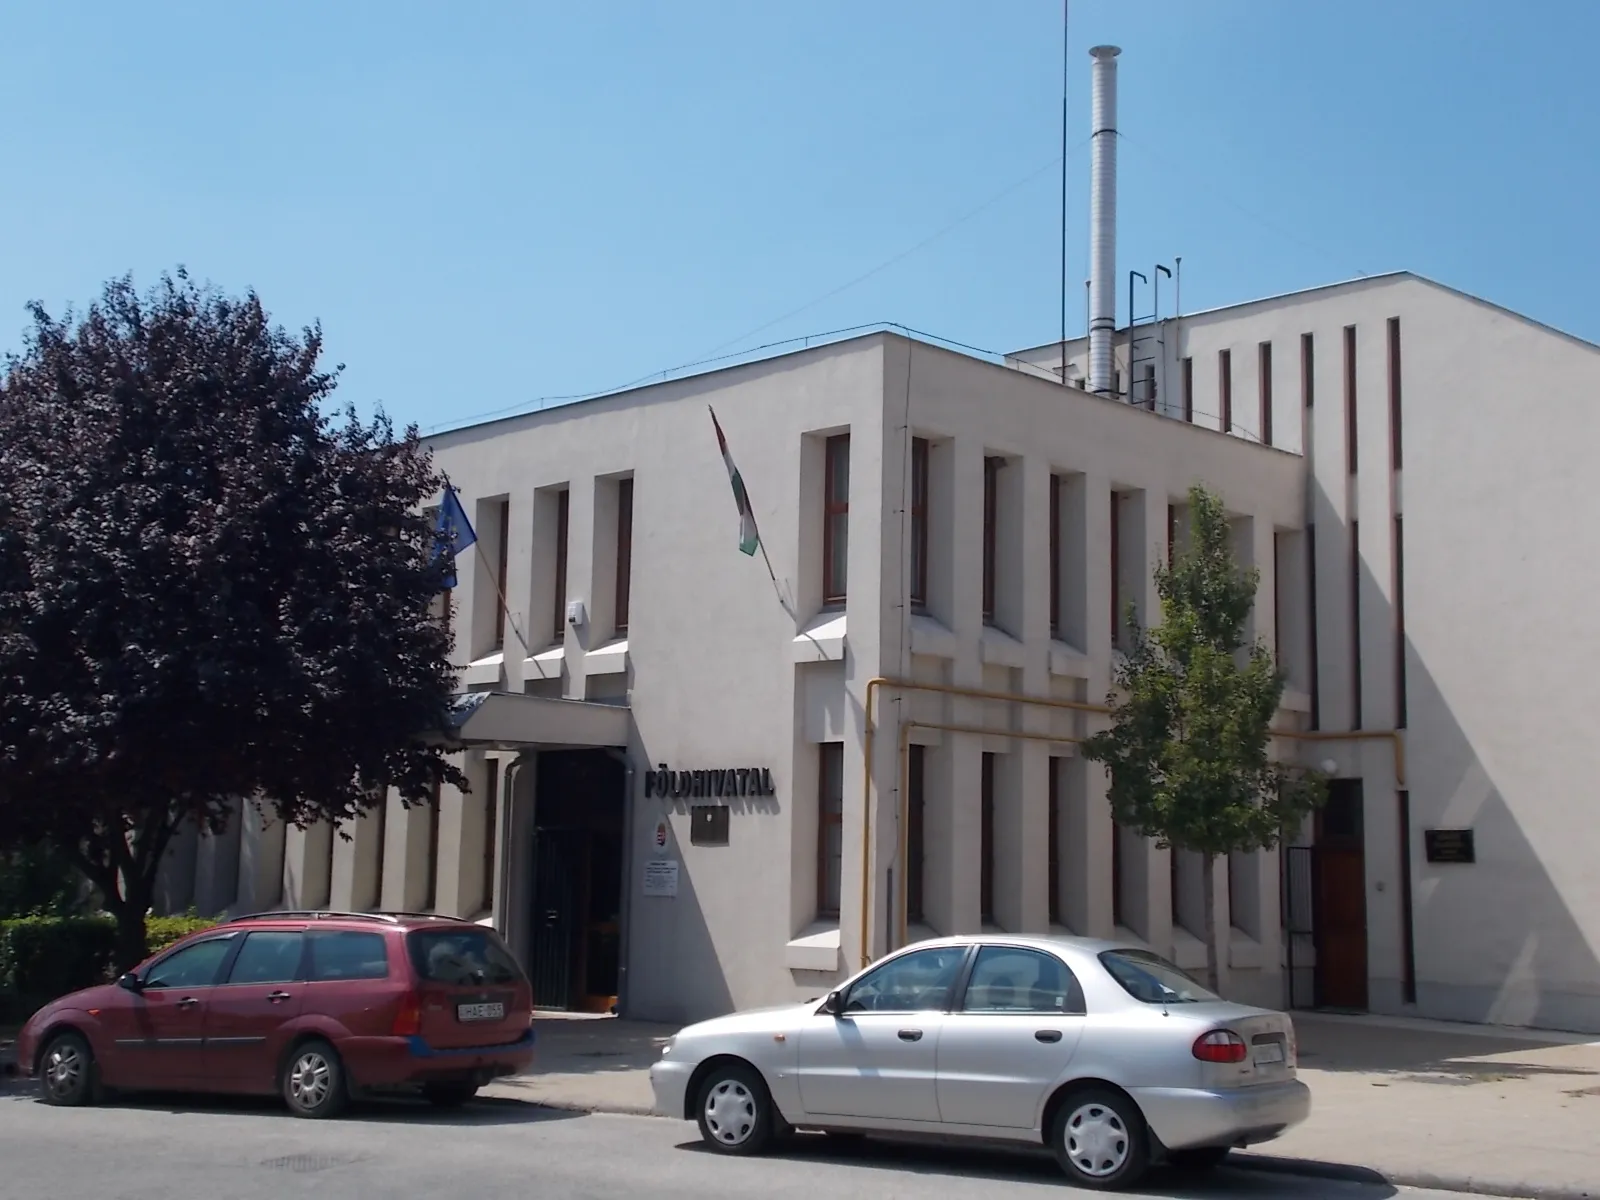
left=695, top=1062, right=775, bottom=1156
left=281, top=1040, right=349, bottom=1120
left=423, top=1082, right=479, bottom=1109
left=1168, top=1146, right=1230, bottom=1170
left=38, top=1032, right=95, bottom=1108
left=1050, top=1088, right=1150, bottom=1190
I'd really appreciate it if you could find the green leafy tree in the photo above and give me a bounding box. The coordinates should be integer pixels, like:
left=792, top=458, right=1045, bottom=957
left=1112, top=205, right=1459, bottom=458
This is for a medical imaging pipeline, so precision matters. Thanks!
left=1083, top=484, right=1324, bottom=992
left=0, top=271, right=464, bottom=970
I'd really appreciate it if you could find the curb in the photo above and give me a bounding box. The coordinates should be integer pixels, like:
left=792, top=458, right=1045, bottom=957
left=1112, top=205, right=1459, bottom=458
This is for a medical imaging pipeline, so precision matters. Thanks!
left=1232, top=1152, right=1593, bottom=1200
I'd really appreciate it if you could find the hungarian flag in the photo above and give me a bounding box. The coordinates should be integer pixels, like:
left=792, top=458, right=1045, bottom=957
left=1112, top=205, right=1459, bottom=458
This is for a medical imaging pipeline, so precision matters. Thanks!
left=709, top=407, right=760, bottom=556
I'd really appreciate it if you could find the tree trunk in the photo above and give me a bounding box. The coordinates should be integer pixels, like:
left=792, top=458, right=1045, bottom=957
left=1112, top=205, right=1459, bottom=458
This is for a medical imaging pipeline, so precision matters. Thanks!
left=109, top=888, right=152, bottom=973
left=1201, top=853, right=1220, bottom=996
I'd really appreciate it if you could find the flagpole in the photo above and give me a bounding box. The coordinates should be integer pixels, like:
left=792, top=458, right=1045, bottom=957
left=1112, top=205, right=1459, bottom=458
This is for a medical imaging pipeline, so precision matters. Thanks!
left=476, top=542, right=531, bottom=658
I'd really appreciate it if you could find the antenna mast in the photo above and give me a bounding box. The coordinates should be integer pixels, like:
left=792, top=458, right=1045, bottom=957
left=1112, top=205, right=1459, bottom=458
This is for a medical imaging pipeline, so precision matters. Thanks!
left=1058, top=0, right=1069, bottom=383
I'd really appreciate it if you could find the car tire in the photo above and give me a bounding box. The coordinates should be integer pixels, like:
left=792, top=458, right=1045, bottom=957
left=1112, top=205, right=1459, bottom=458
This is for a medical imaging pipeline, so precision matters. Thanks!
left=1050, top=1087, right=1151, bottom=1191
left=423, top=1082, right=479, bottom=1109
left=694, top=1062, right=776, bottom=1156
left=1168, top=1146, right=1230, bottom=1170
left=38, top=1032, right=96, bottom=1108
left=281, top=1039, right=349, bottom=1120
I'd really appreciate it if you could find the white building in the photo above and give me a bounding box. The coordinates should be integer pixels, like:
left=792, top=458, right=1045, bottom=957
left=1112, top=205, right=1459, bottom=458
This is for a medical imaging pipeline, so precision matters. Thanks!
left=152, top=43, right=1600, bottom=1034
left=155, top=266, right=1600, bottom=1034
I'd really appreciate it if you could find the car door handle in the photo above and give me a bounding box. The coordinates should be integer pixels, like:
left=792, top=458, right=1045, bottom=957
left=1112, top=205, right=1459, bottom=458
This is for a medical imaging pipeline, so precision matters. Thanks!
left=176, top=997, right=200, bottom=1010
left=1035, top=1030, right=1063, bottom=1043
left=897, top=1029, right=923, bottom=1042
left=267, top=991, right=292, bottom=1003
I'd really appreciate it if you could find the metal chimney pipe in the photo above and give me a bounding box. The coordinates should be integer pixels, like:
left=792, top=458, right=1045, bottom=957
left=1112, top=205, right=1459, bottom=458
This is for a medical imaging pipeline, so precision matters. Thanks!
left=1087, top=45, right=1120, bottom=396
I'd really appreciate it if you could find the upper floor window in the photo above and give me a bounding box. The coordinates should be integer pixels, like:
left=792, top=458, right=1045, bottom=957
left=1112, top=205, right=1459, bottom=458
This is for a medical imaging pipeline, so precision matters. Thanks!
left=823, top=435, right=850, bottom=605
left=1049, top=473, right=1062, bottom=636
left=982, top=456, right=1003, bottom=624
left=615, top=478, right=634, bottom=635
left=1258, top=341, right=1274, bottom=446
left=553, top=488, right=570, bottom=640
left=492, top=499, right=510, bottom=650
left=909, top=438, right=929, bottom=610
left=1219, top=349, right=1233, bottom=433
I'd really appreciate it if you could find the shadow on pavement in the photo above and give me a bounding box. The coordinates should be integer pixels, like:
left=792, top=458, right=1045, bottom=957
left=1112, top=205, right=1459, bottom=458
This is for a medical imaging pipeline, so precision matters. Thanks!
left=1294, top=1014, right=1600, bottom=1084
left=529, top=1014, right=674, bottom=1076
left=7, top=1088, right=581, bottom=1127
left=675, top=1132, right=1400, bottom=1198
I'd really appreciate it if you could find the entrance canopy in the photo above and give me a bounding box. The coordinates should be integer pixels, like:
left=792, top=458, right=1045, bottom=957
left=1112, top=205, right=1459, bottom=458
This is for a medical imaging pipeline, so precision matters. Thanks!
left=439, top=690, right=630, bottom=751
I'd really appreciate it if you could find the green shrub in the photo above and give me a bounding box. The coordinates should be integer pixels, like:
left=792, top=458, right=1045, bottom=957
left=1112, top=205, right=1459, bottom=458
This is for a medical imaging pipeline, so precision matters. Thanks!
left=146, top=915, right=216, bottom=953
left=0, top=913, right=218, bottom=1010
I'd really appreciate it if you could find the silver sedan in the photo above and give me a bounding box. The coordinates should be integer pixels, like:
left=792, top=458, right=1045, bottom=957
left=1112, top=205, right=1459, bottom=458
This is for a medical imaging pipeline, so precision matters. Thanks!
left=650, top=934, right=1310, bottom=1190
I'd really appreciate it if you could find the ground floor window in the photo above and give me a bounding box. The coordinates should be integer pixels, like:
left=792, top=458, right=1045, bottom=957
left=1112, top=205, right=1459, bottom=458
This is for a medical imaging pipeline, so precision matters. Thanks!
left=818, top=742, right=844, bottom=918
left=980, top=752, right=996, bottom=924
left=907, top=744, right=925, bottom=925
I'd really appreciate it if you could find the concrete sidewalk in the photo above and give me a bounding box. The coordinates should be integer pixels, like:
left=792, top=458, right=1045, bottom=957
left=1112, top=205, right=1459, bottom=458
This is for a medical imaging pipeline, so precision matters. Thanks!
left=491, top=1010, right=1600, bottom=1199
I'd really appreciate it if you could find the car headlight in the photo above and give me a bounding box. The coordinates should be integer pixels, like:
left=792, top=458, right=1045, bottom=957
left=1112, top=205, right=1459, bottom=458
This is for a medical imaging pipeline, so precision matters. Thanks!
left=660, top=1037, right=675, bottom=1058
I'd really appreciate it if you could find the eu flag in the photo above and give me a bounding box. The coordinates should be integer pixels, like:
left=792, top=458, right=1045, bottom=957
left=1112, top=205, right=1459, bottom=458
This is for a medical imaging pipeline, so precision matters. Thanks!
left=433, top=484, right=477, bottom=591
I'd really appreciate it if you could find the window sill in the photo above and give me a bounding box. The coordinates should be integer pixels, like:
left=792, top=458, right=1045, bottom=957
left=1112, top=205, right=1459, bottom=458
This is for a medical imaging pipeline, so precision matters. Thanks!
left=909, top=613, right=958, bottom=660
left=979, top=625, right=1026, bottom=669
left=463, top=651, right=506, bottom=688
left=785, top=922, right=841, bottom=972
left=1171, top=926, right=1208, bottom=972
left=585, top=638, right=630, bottom=676
left=792, top=612, right=847, bottom=663
left=1229, top=928, right=1264, bottom=969
left=1279, top=688, right=1313, bottom=715
left=523, top=644, right=565, bottom=681
left=1048, top=639, right=1092, bottom=679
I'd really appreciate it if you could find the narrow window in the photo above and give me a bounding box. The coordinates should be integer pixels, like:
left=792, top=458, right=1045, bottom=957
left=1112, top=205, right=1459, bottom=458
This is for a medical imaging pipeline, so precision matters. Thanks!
left=1111, top=820, right=1124, bottom=929
left=907, top=744, right=925, bottom=926
left=1166, top=502, right=1177, bottom=566
left=823, top=435, right=850, bottom=605
left=1273, top=533, right=1283, bottom=666
left=1399, top=789, right=1417, bottom=1004
left=1047, top=759, right=1061, bottom=926
left=1307, top=524, right=1321, bottom=730
left=493, top=499, right=510, bottom=650
left=1394, top=515, right=1407, bottom=728
left=1181, top=356, right=1194, bottom=422
left=817, top=743, right=844, bottom=918
left=1228, top=852, right=1246, bottom=932
left=1350, top=520, right=1363, bottom=730
left=1219, top=349, right=1233, bottom=432
left=1170, top=846, right=1181, bottom=925
left=982, top=456, right=1003, bottom=624
left=980, top=752, right=996, bottom=924
left=1259, top=341, right=1273, bottom=446
left=552, top=488, right=570, bottom=640
left=372, top=793, right=389, bottom=908
left=482, top=762, right=499, bottom=914
left=614, top=478, right=633, bottom=635
left=1109, top=490, right=1122, bottom=645
left=1388, top=317, right=1403, bottom=470
left=1344, top=325, right=1358, bottom=474
left=1301, top=332, right=1315, bottom=409
left=1049, top=473, right=1062, bottom=637
left=425, top=777, right=441, bottom=912
left=909, top=438, right=929, bottom=610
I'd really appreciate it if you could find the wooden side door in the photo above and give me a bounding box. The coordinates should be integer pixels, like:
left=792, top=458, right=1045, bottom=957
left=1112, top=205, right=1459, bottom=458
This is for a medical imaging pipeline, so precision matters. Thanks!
left=1314, top=780, right=1369, bottom=1010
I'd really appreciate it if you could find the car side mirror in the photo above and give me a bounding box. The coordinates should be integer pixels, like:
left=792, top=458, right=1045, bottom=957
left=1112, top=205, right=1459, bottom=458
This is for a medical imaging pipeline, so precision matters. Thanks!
left=821, top=990, right=844, bottom=1017
left=117, top=972, right=143, bottom=992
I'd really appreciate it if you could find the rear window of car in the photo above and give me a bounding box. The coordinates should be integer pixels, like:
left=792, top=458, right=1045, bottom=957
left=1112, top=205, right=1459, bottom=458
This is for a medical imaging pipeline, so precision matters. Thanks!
left=307, top=931, right=391, bottom=982
left=406, top=928, right=523, bottom=986
left=1099, top=948, right=1219, bottom=1004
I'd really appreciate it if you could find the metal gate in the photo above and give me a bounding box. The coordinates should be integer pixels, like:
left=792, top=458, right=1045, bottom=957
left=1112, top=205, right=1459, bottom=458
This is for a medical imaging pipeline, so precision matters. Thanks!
left=1282, top=845, right=1319, bottom=1010
left=529, top=829, right=580, bottom=1009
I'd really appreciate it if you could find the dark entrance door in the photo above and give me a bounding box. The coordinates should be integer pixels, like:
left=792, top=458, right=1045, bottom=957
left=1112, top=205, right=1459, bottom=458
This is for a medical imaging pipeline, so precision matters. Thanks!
left=529, top=750, right=625, bottom=1011
left=1314, top=779, right=1369, bottom=1011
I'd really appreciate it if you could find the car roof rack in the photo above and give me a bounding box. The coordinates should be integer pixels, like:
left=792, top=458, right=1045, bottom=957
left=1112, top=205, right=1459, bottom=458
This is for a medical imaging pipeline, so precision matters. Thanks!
left=375, top=911, right=474, bottom=924
left=223, top=910, right=401, bottom=925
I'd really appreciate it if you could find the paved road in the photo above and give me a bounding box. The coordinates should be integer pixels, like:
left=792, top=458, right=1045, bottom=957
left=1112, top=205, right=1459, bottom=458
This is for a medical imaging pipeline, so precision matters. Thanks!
left=0, top=1081, right=1473, bottom=1200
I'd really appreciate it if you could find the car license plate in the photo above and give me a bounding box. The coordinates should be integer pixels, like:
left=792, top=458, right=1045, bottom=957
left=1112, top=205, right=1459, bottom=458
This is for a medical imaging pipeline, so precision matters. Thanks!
left=457, top=1002, right=504, bottom=1023
left=1252, top=1041, right=1285, bottom=1066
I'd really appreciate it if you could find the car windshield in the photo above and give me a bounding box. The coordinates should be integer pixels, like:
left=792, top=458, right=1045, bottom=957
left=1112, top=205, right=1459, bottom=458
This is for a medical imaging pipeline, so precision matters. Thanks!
left=1099, top=948, right=1219, bottom=1004
left=406, top=928, right=523, bottom=986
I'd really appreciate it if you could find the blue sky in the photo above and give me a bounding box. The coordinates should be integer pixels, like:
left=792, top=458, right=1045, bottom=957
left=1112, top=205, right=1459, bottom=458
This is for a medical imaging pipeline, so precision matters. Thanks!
left=3, top=1, right=1596, bottom=432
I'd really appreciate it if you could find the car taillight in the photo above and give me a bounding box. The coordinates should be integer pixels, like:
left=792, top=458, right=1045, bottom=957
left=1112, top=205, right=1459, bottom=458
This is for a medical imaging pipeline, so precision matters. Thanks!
left=392, top=992, right=422, bottom=1037
left=1192, top=1029, right=1248, bottom=1064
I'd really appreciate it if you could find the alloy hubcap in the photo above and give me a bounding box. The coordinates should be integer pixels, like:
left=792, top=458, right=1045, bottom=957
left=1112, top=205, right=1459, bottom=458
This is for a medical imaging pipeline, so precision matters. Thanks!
left=1065, top=1102, right=1129, bottom=1177
left=703, top=1079, right=757, bottom=1145
left=289, top=1052, right=332, bottom=1109
left=45, top=1044, right=82, bottom=1097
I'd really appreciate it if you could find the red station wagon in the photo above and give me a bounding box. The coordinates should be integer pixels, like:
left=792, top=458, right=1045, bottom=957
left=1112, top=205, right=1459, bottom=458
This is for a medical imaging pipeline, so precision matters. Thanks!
left=15, top=911, right=536, bottom=1117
